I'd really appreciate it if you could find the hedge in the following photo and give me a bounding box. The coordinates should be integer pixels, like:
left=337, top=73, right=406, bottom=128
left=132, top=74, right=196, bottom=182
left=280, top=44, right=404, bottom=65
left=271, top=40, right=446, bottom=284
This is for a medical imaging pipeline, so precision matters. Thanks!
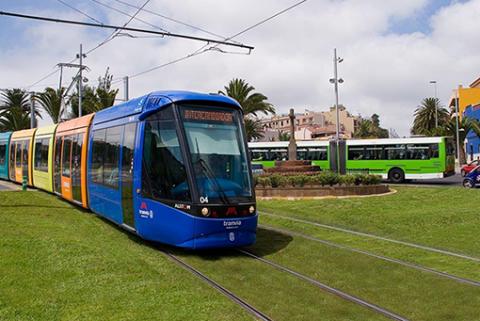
left=254, top=172, right=382, bottom=188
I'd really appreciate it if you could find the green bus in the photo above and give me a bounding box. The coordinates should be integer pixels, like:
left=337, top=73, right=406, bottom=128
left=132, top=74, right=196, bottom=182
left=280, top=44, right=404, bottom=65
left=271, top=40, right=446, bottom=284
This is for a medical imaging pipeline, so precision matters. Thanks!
left=248, top=137, right=456, bottom=183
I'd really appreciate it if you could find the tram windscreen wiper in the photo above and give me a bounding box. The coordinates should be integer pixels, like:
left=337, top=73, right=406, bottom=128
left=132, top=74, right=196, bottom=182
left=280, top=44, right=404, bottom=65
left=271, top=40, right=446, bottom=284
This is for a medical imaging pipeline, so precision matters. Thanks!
left=195, top=157, right=230, bottom=205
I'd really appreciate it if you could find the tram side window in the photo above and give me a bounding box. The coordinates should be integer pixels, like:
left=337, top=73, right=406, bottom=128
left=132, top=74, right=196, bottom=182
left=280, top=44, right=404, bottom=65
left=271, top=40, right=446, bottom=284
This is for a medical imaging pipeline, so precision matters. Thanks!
left=62, top=137, right=72, bottom=177
left=15, top=142, right=21, bottom=167
left=34, top=138, right=50, bottom=172
left=142, top=107, right=190, bottom=201
left=9, top=143, right=15, bottom=179
left=91, top=129, right=106, bottom=185
left=0, top=143, right=6, bottom=166
left=103, top=126, right=122, bottom=188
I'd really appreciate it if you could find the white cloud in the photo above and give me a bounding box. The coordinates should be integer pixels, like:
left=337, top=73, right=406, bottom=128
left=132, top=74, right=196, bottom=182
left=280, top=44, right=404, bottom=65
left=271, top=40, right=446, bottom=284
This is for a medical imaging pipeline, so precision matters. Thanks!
left=1, top=0, right=480, bottom=135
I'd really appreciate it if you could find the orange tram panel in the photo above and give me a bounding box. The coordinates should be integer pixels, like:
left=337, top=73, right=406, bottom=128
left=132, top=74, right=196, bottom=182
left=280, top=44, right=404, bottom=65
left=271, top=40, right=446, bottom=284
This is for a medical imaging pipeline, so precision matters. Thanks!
left=54, top=114, right=94, bottom=208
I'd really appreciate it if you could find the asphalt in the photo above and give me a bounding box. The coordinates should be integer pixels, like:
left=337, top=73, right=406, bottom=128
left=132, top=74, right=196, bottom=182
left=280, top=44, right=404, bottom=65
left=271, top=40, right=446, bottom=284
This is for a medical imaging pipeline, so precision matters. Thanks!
left=0, top=180, right=20, bottom=191
left=387, top=173, right=463, bottom=187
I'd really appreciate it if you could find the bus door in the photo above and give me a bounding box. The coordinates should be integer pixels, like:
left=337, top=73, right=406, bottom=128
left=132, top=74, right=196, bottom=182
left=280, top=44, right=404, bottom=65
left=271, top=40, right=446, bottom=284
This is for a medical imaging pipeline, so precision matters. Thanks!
left=61, top=136, right=73, bottom=200
left=121, top=123, right=136, bottom=228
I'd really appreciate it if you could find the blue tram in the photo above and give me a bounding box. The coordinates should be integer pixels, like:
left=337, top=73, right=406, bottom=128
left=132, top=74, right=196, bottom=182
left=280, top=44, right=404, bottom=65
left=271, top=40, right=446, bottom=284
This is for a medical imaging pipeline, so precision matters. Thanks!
left=0, top=91, right=257, bottom=249
left=87, top=91, right=257, bottom=248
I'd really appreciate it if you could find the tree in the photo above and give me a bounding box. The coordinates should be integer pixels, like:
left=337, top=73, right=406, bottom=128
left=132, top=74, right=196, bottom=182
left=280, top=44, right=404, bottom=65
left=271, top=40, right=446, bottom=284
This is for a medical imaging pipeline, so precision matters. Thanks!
left=353, top=114, right=388, bottom=138
left=443, top=116, right=480, bottom=164
left=70, top=68, right=119, bottom=117
left=36, top=87, right=65, bottom=124
left=219, top=78, right=275, bottom=141
left=0, top=89, right=41, bottom=131
left=411, top=98, right=449, bottom=136
left=278, top=131, right=290, bottom=141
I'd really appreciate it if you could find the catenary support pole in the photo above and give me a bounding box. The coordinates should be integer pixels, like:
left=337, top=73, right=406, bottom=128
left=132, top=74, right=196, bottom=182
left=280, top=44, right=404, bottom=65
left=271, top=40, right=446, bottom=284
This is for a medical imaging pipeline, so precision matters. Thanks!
left=455, top=87, right=461, bottom=163
left=78, top=44, right=83, bottom=117
left=124, top=76, right=129, bottom=101
left=30, top=92, right=36, bottom=128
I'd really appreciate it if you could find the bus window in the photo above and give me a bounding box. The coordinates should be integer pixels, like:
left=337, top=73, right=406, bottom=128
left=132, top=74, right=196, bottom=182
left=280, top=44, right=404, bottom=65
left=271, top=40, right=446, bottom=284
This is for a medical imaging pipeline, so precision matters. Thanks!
left=406, top=144, right=430, bottom=160
left=386, top=145, right=406, bottom=160
left=297, top=148, right=307, bottom=160
left=364, top=145, right=384, bottom=160
left=251, top=149, right=269, bottom=161
left=348, top=147, right=364, bottom=160
left=430, top=144, right=439, bottom=158
left=270, top=148, right=288, bottom=161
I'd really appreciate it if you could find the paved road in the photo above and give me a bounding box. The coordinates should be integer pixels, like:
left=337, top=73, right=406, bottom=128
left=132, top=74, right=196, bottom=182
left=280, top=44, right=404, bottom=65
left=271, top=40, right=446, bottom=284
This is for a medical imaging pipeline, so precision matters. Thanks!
left=387, top=174, right=463, bottom=187
left=0, top=180, right=20, bottom=191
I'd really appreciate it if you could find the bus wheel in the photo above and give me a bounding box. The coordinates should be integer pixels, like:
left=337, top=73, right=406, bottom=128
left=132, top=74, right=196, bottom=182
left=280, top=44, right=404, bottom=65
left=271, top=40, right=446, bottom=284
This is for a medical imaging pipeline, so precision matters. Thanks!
left=463, top=179, right=475, bottom=188
left=388, top=168, right=405, bottom=183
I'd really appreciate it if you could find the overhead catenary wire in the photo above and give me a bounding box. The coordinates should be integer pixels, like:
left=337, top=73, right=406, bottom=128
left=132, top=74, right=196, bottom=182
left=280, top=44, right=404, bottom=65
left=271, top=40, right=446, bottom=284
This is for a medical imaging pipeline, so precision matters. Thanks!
left=56, top=0, right=104, bottom=24
left=0, top=11, right=254, bottom=50
left=112, top=0, right=238, bottom=43
left=117, top=0, right=308, bottom=81
left=89, top=0, right=168, bottom=33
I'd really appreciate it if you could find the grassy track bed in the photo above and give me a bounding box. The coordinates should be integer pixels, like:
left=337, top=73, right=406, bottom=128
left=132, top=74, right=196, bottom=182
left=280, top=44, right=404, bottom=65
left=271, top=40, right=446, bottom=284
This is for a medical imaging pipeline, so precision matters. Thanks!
left=259, top=215, right=480, bottom=282
left=0, top=191, right=253, bottom=321
left=173, top=245, right=387, bottom=321
left=258, top=186, right=480, bottom=258
left=246, top=228, right=480, bottom=321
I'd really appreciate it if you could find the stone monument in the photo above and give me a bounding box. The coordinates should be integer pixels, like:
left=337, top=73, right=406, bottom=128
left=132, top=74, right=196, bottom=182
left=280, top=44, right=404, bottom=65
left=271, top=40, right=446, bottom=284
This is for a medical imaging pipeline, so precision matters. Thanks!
left=288, top=108, right=297, bottom=161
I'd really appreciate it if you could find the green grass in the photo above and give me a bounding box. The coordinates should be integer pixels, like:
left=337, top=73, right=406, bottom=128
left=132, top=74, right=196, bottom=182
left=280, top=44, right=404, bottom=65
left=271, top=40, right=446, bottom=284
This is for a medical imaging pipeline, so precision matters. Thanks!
left=258, top=186, right=480, bottom=257
left=2, top=187, right=480, bottom=321
left=0, top=191, right=253, bottom=321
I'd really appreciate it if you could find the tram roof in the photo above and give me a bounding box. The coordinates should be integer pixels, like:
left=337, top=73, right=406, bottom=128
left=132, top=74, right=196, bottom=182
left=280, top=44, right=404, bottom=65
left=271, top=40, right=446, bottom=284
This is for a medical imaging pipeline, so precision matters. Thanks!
left=0, top=132, right=12, bottom=140
left=93, top=91, right=241, bottom=125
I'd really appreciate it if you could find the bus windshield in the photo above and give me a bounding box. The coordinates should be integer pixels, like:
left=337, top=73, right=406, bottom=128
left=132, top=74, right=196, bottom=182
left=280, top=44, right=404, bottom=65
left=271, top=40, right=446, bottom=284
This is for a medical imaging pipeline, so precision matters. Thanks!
left=180, top=105, right=253, bottom=204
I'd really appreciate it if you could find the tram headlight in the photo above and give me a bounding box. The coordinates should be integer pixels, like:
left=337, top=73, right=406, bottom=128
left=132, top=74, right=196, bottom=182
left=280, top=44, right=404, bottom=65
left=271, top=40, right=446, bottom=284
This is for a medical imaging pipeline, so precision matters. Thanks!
left=249, top=206, right=255, bottom=214
left=201, top=207, right=210, bottom=217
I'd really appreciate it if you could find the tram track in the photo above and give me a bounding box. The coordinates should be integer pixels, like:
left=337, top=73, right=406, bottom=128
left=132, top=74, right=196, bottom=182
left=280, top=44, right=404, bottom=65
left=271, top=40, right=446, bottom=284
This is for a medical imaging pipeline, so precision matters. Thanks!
left=258, top=224, right=480, bottom=287
left=237, top=248, right=410, bottom=321
left=260, top=211, right=480, bottom=263
left=159, top=249, right=274, bottom=321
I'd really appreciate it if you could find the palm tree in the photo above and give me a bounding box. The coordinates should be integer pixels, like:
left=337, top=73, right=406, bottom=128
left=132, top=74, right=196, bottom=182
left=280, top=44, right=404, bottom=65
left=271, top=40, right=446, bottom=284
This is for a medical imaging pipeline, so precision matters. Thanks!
left=353, top=119, right=374, bottom=138
left=36, top=87, right=65, bottom=124
left=0, top=89, right=41, bottom=131
left=412, top=98, right=449, bottom=136
left=444, top=116, right=480, bottom=164
left=219, top=78, right=275, bottom=141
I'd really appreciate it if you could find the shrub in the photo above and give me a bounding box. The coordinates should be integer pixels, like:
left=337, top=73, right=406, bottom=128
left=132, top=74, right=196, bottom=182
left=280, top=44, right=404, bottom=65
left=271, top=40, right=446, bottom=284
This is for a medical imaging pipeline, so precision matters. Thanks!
left=257, top=176, right=271, bottom=188
left=295, top=175, right=309, bottom=187
left=339, top=174, right=356, bottom=186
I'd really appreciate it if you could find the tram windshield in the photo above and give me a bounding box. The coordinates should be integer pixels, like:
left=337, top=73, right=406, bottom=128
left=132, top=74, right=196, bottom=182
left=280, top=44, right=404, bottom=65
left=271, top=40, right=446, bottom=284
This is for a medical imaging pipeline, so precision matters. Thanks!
left=180, top=105, right=253, bottom=204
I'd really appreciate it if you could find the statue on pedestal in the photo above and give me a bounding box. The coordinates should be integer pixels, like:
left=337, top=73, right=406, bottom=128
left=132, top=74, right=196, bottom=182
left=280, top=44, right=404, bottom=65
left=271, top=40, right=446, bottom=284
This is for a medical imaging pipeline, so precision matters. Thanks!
left=288, top=108, right=297, bottom=161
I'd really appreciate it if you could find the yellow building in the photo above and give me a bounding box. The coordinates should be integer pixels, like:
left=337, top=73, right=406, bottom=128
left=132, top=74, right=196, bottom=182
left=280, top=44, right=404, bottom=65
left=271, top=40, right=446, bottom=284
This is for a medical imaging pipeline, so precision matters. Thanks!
left=449, top=77, right=480, bottom=117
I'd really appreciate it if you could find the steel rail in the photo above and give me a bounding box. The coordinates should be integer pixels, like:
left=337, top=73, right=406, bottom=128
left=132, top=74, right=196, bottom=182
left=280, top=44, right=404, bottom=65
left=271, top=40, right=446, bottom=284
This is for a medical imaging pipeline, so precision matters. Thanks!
left=259, top=224, right=480, bottom=287
left=261, top=211, right=480, bottom=263
left=238, top=249, right=410, bottom=321
left=160, top=250, right=273, bottom=321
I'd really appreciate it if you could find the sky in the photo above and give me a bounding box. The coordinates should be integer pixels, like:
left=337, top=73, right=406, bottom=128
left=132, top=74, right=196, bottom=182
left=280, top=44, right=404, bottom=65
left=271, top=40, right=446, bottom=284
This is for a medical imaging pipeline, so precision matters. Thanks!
left=0, top=0, right=479, bottom=136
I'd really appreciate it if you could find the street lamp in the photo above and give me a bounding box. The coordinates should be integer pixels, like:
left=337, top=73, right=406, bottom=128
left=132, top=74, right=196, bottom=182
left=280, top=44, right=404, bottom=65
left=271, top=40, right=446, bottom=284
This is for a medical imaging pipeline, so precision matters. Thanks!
left=430, top=80, right=438, bottom=128
left=329, top=48, right=344, bottom=173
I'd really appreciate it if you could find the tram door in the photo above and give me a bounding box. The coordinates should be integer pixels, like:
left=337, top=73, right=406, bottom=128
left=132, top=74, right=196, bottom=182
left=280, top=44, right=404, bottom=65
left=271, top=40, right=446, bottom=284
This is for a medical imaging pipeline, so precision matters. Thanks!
left=121, top=123, right=136, bottom=227
left=54, top=137, right=62, bottom=193
left=61, top=136, right=73, bottom=200
left=14, top=140, right=29, bottom=183
left=71, top=134, right=83, bottom=203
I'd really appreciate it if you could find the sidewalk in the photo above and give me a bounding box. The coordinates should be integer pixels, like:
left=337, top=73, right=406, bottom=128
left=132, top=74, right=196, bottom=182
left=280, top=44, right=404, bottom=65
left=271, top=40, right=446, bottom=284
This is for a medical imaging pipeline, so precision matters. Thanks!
left=0, top=180, right=21, bottom=191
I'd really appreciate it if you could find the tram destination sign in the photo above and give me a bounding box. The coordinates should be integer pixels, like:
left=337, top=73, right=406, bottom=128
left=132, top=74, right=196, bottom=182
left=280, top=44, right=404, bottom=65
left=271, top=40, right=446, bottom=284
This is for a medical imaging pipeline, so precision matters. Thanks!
left=184, top=110, right=233, bottom=123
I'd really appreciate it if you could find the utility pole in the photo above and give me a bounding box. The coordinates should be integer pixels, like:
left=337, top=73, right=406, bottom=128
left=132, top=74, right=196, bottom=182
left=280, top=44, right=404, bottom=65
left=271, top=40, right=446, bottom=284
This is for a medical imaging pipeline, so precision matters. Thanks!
left=30, top=92, right=36, bottom=128
left=329, top=48, right=344, bottom=173
left=455, top=87, right=461, bottom=163
left=77, top=44, right=86, bottom=117
left=123, top=76, right=129, bottom=101
left=430, top=80, right=438, bottom=127
left=56, top=61, right=89, bottom=121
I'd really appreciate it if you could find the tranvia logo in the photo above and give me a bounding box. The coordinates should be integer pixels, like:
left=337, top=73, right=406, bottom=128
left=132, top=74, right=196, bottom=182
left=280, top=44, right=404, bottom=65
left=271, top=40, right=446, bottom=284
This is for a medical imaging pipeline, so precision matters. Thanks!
left=224, top=220, right=242, bottom=230
left=139, top=201, right=153, bottom=219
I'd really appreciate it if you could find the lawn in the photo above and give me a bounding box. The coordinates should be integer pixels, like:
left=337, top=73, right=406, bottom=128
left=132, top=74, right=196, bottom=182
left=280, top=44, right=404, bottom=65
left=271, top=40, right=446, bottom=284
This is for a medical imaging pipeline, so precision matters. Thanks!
left=0, top=191, right=252, bottom=321
left=1, top=187, right=479, bottom=321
